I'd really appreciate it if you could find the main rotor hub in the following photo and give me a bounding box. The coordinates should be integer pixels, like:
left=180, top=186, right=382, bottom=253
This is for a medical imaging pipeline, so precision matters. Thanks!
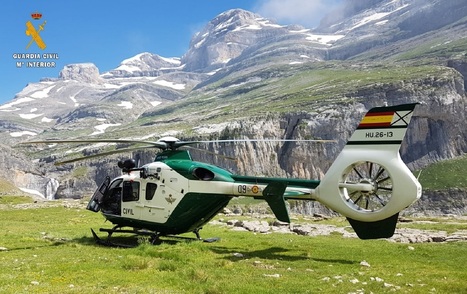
left=157, top=136, right=180, bottom=144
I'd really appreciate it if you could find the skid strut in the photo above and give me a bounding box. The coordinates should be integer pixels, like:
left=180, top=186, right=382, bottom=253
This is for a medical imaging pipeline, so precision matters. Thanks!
left=90, top=226, right=219, bottom=247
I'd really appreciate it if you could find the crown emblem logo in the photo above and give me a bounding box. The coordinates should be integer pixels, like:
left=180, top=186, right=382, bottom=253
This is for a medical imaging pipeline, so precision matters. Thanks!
left=25, top=12, right=47, bottom=50
left=31, top=12, right=42, bottom=20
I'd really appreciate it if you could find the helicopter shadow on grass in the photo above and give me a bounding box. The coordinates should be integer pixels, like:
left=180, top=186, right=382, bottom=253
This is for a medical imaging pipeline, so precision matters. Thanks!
left=70, top=232, right=200, bottom=248
left=0, top=234, right=101, bottom=252
left=208, top=245, right=356, bottom=265
left=0, top=241, right=67, bottom=252
left=70, top=234, right=356, bottom=265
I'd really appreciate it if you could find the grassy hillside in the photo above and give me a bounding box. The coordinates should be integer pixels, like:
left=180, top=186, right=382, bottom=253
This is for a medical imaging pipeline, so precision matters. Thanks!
left=0, top=178, right=28, bottom=197
left=135, top=62, right=450, bottom=130
left=417, top=154, right=467, bottom=190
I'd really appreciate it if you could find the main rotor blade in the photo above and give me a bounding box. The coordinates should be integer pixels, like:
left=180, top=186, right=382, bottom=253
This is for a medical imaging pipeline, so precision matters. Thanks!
left=195, top=139, right=336, bottom=143
left=20, top=139, right=167, bottom=149
left=54, top=145, right=158, bottom=166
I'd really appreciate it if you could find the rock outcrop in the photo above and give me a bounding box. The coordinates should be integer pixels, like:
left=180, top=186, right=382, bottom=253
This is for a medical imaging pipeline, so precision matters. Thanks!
left=59, top=63, right=103, bottom=84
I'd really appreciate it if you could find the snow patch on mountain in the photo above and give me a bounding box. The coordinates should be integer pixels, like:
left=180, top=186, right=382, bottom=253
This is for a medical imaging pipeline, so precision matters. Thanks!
left=69, top=89, right=82, bottom=107
left=41, top=117, right=54, bottom=123
left=90, top=122, right=122, bottom=136
left=0, top=83, right=57, bottom=111
left=9, top=131, right=37, bottom=137
left=330, top=0, right=411, bottom=34
left=376, top=20, right=389, bottom=26
left=30, top=85, right=54, bottom=99
left=119, top=53, right=181, bottom=67
left=115, top=64, right=141, bottom=73
left=298, top=30, right=345, bottom=45
left=111, top=52, right=182, bottom=75
left=14, top=81, right=54, bottom=96
left=349, top=12, right=391, bottom=31
left=232, top=24, right=263, bottom=32
left=153, top=80, right=186, bottom=90
left=117, top=101, right=133, bottom=109
left=255, top=17, right=283, bottom=28
left=19, top=113, right=43, bottom=119
left=231, top=17, right=283, bottom=32
left=0, top=98, right=34, bottom=110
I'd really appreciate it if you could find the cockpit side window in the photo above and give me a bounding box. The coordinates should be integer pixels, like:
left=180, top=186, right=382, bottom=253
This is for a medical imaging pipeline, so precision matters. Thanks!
left=109, top=179, right=123, bottom=190
left=122, top=181, right=140, bottom=202
left=145, top=183, right=158, bottom=200
left=103, top=179, right=122, bottom=201
left=105, top=179, right=122, bottom=198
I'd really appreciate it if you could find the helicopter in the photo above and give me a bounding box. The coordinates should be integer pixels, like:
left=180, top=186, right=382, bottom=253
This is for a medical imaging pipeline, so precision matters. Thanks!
left=21, top=103, right=421, bottom=245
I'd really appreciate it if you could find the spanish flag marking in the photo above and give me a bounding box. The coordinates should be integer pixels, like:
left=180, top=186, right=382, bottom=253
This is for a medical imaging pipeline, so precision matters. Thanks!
left=358, top=111, right=394, bottom=128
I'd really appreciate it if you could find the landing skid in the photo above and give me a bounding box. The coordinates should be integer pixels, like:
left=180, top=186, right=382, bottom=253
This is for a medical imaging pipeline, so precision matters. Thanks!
left=90, top=226, right=219, bottom=247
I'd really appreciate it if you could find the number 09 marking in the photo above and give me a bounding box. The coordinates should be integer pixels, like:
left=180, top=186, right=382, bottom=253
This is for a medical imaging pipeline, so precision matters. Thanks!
left=237, top=185, right=247, bottom=194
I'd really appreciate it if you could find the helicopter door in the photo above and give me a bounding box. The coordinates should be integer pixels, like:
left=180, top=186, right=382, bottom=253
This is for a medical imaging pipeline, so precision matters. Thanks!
left=87, top=176, right=110, bottom=212
left=140, top=181, right=168, bottom=223
left=100, top=178, right=123, bottom=216
left=121, top=180, right=141, bottom=220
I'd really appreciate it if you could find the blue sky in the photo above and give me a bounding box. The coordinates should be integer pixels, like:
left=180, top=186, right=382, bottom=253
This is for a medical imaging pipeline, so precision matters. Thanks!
left=0, top=0, right=342, bottom=105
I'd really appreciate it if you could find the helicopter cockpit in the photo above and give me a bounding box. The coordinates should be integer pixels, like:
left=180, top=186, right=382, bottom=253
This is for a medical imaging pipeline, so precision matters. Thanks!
left=87, top=156, right=170, bottom=217
left=100, top=178, right=123, bottom=215
left=86, top=177, right=123, bottom=215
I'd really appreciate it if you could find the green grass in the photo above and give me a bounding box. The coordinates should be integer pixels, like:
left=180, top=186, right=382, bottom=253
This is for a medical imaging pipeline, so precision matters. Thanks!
left=0, top=178, right=27, bottom=196
left=400, top=219, right=467, bottom=234
left=71, top=166, right=90, bottom=179
left=394, top=37, right=467, bottom=62
left=0, top=195, right=34, bottom=205
left=1, top=199, right=467, bottom=293
left=417, top=154, right=467, bottom=190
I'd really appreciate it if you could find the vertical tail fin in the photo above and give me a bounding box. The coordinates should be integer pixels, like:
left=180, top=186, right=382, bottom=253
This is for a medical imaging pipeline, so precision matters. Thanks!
left=347, top=103, right=419, bottom=149
left=315, top=103, right=421, bottom=238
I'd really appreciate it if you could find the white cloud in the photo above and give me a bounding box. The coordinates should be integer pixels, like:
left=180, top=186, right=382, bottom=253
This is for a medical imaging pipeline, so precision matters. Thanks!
left=254, top=0, right=343, bottom=28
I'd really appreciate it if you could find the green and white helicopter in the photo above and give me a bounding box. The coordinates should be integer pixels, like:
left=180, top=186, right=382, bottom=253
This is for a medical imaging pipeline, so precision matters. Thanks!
left=23, top=103, right=421, bottom=244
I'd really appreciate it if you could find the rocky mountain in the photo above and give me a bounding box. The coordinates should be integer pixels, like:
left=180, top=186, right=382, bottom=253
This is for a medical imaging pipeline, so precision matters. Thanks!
left=0, top=0, right=466, bottom=214
left=319, top=0, right=467, bottom=61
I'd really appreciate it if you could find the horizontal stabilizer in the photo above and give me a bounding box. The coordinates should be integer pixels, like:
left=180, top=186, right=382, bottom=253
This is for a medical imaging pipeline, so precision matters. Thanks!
left=347, top=213, right=399, bottom=239
left=263, top=182, right=290, bottom=223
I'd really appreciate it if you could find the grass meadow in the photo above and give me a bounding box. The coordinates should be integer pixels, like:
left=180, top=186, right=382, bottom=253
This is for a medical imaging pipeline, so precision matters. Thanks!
left=0, top=196, right=466, bottom=293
